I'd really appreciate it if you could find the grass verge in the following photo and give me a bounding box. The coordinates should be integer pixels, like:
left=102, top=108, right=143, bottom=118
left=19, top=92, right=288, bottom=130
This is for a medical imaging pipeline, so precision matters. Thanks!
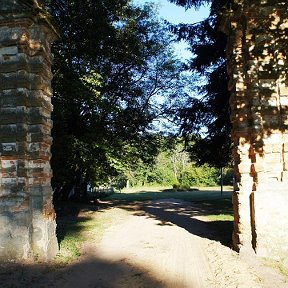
left=55, top=206, right=113, bottom=264
left=206, top=214, right=234, bottom=221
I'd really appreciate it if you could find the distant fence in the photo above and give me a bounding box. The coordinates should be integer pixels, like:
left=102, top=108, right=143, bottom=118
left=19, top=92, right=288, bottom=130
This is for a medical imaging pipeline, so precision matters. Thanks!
left=92, top=187, right=114, bottom=194
left=87, top=186, right=114, bottom=202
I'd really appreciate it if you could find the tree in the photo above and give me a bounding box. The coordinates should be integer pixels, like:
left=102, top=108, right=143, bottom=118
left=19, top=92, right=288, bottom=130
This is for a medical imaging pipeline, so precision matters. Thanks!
left=46, top=0, right=189, bottom=199
left=168, top=0, right=232, bottom=168
left=122, top=137, right=220, bottom=188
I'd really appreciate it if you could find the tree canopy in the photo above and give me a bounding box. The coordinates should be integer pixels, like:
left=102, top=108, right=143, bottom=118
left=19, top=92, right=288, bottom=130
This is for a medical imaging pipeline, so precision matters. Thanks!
left=46, top=0, right=191, bottom=199
left=125, top=137, right=222, bottom=188
left=168, top=0, right=232, bottom=167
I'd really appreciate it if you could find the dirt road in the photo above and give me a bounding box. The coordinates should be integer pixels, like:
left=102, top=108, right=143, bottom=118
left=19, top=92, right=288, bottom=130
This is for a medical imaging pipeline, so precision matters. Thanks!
left=1, top=199, right=287, bottom=287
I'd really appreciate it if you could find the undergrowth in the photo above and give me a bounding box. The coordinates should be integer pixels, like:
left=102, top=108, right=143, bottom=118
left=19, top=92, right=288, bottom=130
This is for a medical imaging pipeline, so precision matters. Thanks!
left=55, top=208, right=112, bottom=264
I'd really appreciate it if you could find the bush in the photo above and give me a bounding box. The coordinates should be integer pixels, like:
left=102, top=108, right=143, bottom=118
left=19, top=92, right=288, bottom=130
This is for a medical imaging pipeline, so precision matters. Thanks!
left=178, top=164, right=219, bottom=187
left=222, top=168, right=234, bottom=185
left=173, top=183, right=191, bottom=191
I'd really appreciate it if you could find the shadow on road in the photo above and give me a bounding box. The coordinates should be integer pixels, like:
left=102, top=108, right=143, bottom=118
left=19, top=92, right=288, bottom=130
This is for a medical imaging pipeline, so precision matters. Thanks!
left=0, top=197, right=234, bottom=287
left=55, top=194, right=233, bottom=249
left=123, top=199, right=233, bottom=247
left=0, top=256, right=165, bottom=288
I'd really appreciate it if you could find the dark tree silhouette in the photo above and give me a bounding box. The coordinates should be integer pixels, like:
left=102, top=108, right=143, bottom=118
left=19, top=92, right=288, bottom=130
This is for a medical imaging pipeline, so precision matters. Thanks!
left=168, top=0, right=232, bottom=168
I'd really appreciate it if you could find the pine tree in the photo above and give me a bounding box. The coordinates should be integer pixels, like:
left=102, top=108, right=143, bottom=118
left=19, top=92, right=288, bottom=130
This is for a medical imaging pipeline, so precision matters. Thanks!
left=168, top=0, right=232, bottom=167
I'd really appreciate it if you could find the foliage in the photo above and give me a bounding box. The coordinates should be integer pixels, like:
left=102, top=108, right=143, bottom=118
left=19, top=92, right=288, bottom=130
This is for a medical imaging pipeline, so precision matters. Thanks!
left=46, top=0, right=190, bottom=199
left=168, top=0, right=232, bottom=168
left=168, top=0, right=288, bottom=169
left=152, top=151, right=177, bottom=185
left=118, top=138, right=222, bottom=188
left=179, top=163, right=219, bottom=187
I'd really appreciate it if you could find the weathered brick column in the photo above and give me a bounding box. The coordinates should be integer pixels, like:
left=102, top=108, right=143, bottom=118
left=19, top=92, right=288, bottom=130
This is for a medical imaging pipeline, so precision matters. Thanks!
left=0, top=0, right=58, bottom=260
left=222, top=1, right=288, bottom=259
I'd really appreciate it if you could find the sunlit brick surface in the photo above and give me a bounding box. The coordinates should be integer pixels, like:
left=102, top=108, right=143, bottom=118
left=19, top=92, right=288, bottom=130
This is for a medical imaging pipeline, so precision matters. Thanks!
left=222, top=1, right=288, bottom=260
left=0, top=0, right=58, bottom=260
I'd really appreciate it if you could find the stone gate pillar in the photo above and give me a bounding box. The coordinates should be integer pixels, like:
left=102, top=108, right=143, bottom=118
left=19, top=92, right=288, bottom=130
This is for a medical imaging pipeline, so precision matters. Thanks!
left=222, top=1, right=288, bottom=258
left=0, top=0, right=58, bottom=260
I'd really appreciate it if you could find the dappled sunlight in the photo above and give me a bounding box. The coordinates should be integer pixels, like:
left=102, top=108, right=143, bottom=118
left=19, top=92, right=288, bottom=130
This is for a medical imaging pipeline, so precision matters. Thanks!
left=106, top=187, right=233, bottom=205
left=21, top=192, right=235, bottom=287
left=58, top=189, right=234, bottom=248
left=132, top=200, right=233, bottom=247
left=3, top=196, right=282, bottom=288
left=220, top=0, right=288, bottom=255
left=0, top=202, right=207, bottom=287
left=49, top=197, right=232, bottom=287
left=91, top=208, right=212, bottom=288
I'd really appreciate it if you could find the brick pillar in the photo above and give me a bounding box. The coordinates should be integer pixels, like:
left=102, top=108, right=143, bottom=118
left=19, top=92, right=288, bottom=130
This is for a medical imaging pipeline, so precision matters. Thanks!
left=0, top=1, right=58, bottom=260
left=222, top=1, right=288, bottom=258
left=226, top=14, right=257, bottom=253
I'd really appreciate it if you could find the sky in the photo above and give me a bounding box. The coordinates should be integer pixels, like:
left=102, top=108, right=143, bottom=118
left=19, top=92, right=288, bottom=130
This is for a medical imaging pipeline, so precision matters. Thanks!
left=132, top=1, right=210, bottom=132
left=134, top=0, right=210, bottom=59
left=155, top=0, right=209, bottom=24
left=134, top=0, right=209, bottom=24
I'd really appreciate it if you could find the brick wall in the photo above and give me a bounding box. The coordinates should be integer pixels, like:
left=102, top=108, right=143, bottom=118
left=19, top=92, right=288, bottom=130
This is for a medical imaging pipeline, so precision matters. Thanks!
left=223, top=1, right=288, bottom=261
left=0, top=0, right=58, bottom=260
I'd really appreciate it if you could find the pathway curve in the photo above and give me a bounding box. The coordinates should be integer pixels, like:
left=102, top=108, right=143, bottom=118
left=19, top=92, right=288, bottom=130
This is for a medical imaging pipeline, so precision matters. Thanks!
left=56, top=199, right=286, bottom=288
left=1, top=199, right=286, bottom=287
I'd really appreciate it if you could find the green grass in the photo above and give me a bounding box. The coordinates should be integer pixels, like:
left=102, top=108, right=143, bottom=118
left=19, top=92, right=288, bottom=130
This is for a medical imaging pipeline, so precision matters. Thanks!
left=106, top=187, right=233, bottom=215
left=55, top=210, right=112, bottom=264
left=56, top=219, right=88, bottom=263
left=107, top=188, right=231, bottom=202
left=206, top=213, right=234, bottom=221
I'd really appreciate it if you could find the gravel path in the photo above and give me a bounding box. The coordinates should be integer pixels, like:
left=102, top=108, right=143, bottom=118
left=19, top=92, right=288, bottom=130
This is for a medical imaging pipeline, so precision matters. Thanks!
left=1, top=199, right=287, bottom=287
left=55, top=199, right=287, bottom=288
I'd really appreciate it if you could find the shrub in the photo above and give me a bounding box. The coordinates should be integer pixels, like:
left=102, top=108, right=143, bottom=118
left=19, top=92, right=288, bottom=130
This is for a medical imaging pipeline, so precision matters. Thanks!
left=173, top=183, right=191, bottom=191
